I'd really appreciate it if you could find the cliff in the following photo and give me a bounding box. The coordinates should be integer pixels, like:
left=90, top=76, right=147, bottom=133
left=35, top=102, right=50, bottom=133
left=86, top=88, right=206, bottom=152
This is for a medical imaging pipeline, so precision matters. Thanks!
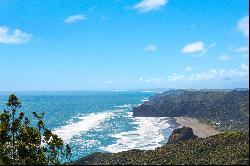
left=133, top=90, right=249, bottom=131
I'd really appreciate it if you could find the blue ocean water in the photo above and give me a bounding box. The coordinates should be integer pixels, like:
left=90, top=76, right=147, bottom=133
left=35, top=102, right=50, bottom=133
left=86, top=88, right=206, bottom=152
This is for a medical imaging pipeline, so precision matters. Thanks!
left=0, top=91, right=176, bottom=161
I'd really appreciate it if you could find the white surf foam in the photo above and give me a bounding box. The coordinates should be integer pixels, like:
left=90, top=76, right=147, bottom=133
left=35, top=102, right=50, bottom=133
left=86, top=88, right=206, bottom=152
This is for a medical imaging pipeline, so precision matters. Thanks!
left=140, top=98, right=149, bottom=102
left=123, top=111, right=133, bottom=118
left=100, top=115, right=170, bottom=153
left=141, top=90, right=156, bottom=93
left=53, top=112, right=113, bottom=143
left=111, top=90, right=128, bottom=92
left=114, top=104, right=132, bottom=109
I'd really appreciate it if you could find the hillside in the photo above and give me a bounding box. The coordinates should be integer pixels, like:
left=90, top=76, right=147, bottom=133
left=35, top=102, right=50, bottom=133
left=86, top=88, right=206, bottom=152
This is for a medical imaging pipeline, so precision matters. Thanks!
left=71, top=131, right=249, bottom=165
left=133, top=90, right=249, bottom=131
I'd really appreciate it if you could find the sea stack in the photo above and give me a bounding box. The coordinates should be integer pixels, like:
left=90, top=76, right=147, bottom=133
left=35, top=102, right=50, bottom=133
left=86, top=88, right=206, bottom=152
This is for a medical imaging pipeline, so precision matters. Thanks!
left=167, top=127, right=198, bottom=144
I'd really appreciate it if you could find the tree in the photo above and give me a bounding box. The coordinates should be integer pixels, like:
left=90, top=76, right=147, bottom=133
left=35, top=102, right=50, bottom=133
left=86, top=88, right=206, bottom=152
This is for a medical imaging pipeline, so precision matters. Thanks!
left=0, top=94, right=71, bottom=165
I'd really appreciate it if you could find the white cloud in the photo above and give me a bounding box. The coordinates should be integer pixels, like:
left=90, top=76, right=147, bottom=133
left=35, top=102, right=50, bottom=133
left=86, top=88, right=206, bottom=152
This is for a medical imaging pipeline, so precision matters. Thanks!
left=237, top=16, right=249, bottom=37
left=181, top=41, right=206, bottom=54
left=189, top=69, right=218, bottom=81
left=139, top=77, right=144, bottom=81
left=190, top=64, right=248, bottom=81
left=218, top=54, right=230, bottom=61
left=132, top=63, right=249, bottom=84
left=145, top=44, right=157, bottom=51
left=234, top=46, right=249, bottom=52
left=105, top=80, right=113, bottom=84
left=168, top=63, right=249, bottom=82
left=138, top=77, right=165, bottom=83
left=168, top=73, right=185, bottom=81
left=64, top=15, right=85, bottom=23
left=133, top=0, right=167, bottom=12
left=240, top=63, right=249, bottom=70
left=185, top=66, right=193, bottom=71
left=0, top=26, right=31, bottom=44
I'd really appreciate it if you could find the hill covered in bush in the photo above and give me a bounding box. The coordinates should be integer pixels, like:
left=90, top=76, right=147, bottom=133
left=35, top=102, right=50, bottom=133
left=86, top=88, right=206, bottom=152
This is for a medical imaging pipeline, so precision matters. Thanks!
left=133, top=90, right=249, bottom=131
left=72, top=131, right=249, bottom=165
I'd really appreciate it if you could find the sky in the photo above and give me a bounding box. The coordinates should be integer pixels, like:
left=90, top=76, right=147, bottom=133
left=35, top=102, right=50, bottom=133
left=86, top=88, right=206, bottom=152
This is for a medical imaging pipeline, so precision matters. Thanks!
left=0, top=0, right=249, bottom=91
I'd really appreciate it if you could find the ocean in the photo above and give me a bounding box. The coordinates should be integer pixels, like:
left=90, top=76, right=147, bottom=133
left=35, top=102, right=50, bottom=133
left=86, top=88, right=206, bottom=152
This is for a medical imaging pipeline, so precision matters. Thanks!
left=0, top=91, right=177, bottom=161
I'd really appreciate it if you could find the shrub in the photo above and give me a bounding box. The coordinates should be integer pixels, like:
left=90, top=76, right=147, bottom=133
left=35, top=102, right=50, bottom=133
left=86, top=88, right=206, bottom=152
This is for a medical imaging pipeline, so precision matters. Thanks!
left=0, top=94, right=71, bottom=165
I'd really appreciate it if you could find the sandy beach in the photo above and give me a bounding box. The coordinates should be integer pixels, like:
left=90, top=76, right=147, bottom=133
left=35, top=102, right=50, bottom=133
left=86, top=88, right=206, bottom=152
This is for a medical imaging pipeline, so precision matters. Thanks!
left=175, top=117, right=221, bottom=138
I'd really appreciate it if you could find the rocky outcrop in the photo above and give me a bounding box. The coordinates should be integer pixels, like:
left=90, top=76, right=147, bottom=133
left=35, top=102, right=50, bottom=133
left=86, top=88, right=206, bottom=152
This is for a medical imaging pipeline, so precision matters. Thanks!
left=167, top=127, right=198, bottom=144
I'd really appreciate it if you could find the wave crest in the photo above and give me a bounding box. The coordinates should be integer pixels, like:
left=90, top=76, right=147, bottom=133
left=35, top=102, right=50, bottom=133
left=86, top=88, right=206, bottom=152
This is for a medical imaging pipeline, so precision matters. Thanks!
left=53, top=112, right=113, bottom=142
left=100, top=116, right=170, bottom=153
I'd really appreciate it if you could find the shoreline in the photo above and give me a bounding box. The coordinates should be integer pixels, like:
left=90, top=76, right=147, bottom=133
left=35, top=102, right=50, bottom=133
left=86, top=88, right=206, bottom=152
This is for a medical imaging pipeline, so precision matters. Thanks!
left=174, top=116, right=221, bottom=138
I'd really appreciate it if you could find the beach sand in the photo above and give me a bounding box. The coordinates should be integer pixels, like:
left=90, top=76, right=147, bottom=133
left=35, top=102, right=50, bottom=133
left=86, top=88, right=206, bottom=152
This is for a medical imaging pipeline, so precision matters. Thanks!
left=175, top=117, right=221, bottom=138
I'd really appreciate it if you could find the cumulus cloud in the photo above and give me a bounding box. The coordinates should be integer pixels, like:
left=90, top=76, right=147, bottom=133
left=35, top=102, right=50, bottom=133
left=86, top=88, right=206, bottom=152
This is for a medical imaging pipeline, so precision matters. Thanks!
left=237, top=16, right=249, bottom=37
left=0, top=26, right=31, bottom=44
left=168, top=63, right=249, bottom=82
left=181, top=41, right=206, bottom=54
left=218, top=54, right=230, bottom=61
left=133, top=0, right=167, bottom=12
left=64, top=15, right=85, bottom=23
left=145, top=44, right=157, bottom=51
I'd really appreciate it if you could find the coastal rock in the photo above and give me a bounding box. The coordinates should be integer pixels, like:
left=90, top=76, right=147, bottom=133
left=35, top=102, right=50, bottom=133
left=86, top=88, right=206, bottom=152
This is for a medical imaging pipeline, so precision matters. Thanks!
left=167, top=127, right=198, bottom=144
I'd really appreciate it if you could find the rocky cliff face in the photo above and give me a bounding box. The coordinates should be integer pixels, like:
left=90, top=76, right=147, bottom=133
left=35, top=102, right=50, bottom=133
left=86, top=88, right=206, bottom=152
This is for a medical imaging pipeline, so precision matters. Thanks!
left=167, top=127, right=198, bottom=144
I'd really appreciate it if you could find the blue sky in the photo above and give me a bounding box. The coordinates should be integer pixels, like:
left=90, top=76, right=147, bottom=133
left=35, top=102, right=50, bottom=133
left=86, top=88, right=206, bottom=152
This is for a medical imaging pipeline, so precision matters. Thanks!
left=0, top=0, right=249, bottom=91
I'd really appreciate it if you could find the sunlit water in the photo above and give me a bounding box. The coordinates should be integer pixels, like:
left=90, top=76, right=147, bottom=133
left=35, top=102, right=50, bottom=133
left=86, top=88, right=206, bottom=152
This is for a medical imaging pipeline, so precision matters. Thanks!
left=0, top=91, right=177, bottom=161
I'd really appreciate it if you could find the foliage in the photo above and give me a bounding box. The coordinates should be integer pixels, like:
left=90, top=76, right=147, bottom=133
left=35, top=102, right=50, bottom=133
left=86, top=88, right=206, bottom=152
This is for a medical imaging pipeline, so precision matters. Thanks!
left=72, top=131, right=249, bottom=165
left=0, top=94, right=71, bottom=165
left=133, top=90, right=249, bottom=131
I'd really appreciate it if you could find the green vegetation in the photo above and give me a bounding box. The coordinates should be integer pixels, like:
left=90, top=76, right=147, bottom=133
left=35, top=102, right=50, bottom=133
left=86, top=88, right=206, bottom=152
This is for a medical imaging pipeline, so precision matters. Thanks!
left=0, top=94, right=71, bottom=165
left=133, top=90, right=249, bottom=131
left=72, top=131, right=249, bottom=165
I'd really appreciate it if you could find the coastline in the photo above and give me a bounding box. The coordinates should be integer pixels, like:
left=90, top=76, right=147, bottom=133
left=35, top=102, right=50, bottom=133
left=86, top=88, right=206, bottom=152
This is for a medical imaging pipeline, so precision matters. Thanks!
left=174, top=116, right=221, bottom=138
